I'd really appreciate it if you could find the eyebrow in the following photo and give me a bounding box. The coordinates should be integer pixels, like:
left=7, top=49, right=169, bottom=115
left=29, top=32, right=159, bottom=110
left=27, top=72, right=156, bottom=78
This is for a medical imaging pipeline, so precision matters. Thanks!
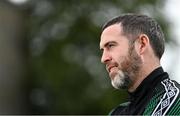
left=100, top=41, right=117, bottom=50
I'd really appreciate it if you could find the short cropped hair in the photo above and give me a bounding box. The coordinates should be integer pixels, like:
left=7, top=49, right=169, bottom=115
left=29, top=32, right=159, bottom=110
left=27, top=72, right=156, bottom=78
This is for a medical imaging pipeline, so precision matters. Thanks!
left=102, top=14, right=165, bottom=59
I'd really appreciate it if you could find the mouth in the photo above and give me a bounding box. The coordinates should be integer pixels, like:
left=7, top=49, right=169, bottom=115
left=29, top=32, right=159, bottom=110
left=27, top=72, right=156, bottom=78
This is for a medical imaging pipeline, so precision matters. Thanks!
left=106, top=65, right=117, bottom=73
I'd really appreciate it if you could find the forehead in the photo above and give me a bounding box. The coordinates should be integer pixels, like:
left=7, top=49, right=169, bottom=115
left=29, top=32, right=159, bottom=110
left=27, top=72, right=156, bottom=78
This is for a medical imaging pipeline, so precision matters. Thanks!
left=101, top=24, right=122, bottom=37
left=100, top=24, right=126, bottom=47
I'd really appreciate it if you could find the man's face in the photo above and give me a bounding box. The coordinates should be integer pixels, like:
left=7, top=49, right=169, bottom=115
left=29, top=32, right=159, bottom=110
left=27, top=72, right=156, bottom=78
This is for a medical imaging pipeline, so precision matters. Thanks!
left=100, top=24, right=142, bottom=89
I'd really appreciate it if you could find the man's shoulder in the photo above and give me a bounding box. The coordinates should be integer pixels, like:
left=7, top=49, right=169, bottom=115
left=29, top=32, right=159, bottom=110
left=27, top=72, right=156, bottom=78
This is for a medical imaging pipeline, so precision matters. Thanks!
left=152, top=78, right=180, bottom=94
left=144, top=78, right=180, bottom=115
left=171, top=79, right=180, bottom=89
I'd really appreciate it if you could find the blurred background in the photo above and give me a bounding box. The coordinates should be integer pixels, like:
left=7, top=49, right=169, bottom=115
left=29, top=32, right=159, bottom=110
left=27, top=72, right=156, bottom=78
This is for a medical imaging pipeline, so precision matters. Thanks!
left=0, top=0, right=179, bottom=114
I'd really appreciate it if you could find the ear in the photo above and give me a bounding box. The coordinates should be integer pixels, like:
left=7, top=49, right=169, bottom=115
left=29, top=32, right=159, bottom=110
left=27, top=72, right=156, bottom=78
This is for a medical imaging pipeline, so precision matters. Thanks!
left=135, top=34, right=150, bottom=55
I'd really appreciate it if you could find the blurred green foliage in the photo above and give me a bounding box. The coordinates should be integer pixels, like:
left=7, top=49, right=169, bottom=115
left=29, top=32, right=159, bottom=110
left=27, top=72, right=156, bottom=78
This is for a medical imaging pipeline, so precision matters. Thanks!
left=21, top=0, right=171, bottom=114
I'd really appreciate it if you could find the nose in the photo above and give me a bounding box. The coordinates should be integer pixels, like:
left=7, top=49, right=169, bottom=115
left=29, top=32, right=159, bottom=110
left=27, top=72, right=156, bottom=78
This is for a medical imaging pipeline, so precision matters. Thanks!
left=101, top=51, right=111, bottom=64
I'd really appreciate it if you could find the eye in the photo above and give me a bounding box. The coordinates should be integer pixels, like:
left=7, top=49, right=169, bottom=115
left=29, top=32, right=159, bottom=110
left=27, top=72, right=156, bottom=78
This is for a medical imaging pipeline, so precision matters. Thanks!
left=107, top=43, right=114, bottom=49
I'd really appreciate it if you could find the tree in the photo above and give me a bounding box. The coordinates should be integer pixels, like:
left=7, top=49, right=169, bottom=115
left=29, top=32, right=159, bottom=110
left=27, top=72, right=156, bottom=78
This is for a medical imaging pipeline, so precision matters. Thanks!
left=2, top=0, right=172, bottom=114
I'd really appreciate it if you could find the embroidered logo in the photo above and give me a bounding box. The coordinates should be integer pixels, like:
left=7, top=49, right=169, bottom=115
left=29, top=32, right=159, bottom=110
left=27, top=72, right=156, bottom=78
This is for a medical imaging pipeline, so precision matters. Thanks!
left=152, top=79, right=179, bottom=116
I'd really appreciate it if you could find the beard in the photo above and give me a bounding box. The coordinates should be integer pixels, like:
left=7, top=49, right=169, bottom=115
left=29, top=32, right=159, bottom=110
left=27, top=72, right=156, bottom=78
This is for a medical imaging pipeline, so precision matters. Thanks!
left=111, top=70, right=130, bottom=89
left=111, top=44, right=142, bottom=90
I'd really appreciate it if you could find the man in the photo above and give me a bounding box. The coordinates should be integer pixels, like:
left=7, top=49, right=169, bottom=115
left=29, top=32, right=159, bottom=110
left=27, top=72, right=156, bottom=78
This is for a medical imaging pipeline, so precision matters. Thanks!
left=99, top=14, right=180, bottom=115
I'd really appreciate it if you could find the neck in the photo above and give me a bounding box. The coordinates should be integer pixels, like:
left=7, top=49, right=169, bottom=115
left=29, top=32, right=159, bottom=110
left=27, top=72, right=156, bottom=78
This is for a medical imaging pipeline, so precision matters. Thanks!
left=128, top=61, right=161, bottom=92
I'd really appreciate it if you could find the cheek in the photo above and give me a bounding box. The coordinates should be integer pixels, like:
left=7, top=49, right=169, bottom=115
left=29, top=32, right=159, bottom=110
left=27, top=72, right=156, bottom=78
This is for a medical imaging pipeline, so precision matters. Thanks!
left=112, top=48, right=130, bottom=68
left=120, top=57, right=131, bottom=69
left=114, top=50, right=129, bottom=62
left=115, top=55, right=131, bottom=70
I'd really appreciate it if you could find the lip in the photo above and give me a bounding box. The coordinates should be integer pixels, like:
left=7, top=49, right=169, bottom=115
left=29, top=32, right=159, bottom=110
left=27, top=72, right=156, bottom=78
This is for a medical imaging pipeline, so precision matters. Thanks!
left=107, top=65, right=116, bottom=73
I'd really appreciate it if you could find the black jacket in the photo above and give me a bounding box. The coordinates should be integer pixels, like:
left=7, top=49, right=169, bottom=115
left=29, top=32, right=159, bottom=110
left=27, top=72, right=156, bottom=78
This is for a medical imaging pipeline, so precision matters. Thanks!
left=110, top=67, right=180, bottom=115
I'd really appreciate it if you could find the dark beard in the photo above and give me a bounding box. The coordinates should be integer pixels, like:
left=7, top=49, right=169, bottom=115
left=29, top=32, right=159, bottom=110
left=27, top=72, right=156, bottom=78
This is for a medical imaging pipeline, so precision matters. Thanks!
left=120, top=43, right=142, bottom=89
